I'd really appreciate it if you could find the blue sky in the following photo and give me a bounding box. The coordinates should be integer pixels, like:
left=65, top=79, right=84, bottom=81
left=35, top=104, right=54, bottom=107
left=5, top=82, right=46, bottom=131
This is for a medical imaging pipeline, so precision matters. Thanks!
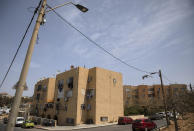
left=0, top=0, right=194, bottom=96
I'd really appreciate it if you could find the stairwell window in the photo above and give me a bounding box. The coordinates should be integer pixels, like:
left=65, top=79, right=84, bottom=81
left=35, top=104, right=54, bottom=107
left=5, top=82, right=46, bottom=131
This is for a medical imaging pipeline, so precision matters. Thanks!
left=37, top=85, right=42, bottom=91
left=113, top=78, right=116, bottom=85
left=67, top=77, right=73, bottom=89
left=87, top=76, right=92, bottom=83
left=81, top=104, right=85, bottom=110
left=100, top=117, right=108, bottom=122
left=87, top=104, right=91, bottom=111
left=36, top=94, right=40, bottom=101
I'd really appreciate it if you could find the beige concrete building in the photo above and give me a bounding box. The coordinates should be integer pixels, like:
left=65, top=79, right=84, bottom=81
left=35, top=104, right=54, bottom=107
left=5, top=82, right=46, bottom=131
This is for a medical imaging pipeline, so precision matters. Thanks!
left=53, top=66, right=123, bottom=125
left=123, top=84, right=187, bottom=108
left=32, top=78, right=55, bottom=118
left=32, top=66, right=123, bottom=125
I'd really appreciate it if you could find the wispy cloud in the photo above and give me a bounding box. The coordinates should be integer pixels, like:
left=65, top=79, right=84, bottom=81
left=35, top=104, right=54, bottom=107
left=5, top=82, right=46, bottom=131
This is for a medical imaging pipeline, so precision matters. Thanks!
left=30, top=62, right=41, bottom=68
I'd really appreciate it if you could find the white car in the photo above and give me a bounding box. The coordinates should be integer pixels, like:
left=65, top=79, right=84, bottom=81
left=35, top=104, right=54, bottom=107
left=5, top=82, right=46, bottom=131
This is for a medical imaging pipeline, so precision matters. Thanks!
left=15, top=117, right=24, bottom=127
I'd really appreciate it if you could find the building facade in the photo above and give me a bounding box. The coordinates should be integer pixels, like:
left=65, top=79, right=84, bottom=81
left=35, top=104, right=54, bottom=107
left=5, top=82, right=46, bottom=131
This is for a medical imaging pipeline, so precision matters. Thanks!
left=32, top=78, right=56, bottom=118
left=123, top=84, right=187, bottom=108
left=32, top=67, right=123, bottom=125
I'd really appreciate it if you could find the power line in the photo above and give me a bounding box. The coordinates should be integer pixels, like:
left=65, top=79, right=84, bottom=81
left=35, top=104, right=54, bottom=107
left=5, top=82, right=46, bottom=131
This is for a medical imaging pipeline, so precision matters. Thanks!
left=46, top=4, right=150, bottom=74
left=162, top=73, right=177, bottom=84
left=0, top=0, right=42, bottom=88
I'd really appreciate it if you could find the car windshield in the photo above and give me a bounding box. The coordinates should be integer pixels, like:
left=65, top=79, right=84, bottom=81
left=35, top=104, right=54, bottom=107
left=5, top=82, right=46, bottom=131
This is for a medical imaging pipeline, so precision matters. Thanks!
left=17, top=118, right=24, bottom=121
left=134, top=119, right=142, bottom=123
left=119, top=117, right=124, bottom=120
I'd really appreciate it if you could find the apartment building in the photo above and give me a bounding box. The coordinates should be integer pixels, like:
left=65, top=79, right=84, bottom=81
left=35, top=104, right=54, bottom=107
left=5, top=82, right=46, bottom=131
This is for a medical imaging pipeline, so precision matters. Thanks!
left=32, top=78, right=55, bottom=118
left=52, top=66, right=123, bottom=125
left=32, top=66, right=123, bottom=125
left=123, top=84, right=187, bottom=108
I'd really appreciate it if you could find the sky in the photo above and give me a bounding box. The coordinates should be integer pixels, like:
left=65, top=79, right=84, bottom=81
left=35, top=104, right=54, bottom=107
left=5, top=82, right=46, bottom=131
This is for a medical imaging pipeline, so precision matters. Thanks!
left=0, top=0, right=194, bottom=96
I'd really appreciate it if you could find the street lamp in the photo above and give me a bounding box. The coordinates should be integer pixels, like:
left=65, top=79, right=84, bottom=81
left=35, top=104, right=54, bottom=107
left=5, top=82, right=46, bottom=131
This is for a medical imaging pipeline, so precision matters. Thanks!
left=46, top=2, right=88, bottom=13
left=142, top=70, right=170, bottom=127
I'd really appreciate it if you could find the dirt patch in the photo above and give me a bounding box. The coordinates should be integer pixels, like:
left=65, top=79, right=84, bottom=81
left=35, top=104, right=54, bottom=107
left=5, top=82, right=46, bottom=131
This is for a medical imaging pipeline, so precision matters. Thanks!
left=162, top=113, right=194, bottom=131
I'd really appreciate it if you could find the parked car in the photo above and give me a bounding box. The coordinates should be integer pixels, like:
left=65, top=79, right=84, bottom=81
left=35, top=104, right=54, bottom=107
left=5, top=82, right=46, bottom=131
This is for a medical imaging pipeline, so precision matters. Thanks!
left=15, top=117, right=25, bottom=127
left=156, top=112, right=165, bottom=118
left=118, top=117, right=133, bottom=125
left=132, top=118, right=157, bottom=131
left=149, top=114, right=163, bottom=120
left=21, top=120, right=34, bottom=128
left=3, top=117, right=8, bottom=124
left=169, top=112, right=180, bottom=120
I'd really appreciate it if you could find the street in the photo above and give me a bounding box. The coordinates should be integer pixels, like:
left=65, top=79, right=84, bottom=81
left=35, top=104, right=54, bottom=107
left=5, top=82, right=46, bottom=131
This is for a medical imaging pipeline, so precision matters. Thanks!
left=0, top=119, right=166, bottom=131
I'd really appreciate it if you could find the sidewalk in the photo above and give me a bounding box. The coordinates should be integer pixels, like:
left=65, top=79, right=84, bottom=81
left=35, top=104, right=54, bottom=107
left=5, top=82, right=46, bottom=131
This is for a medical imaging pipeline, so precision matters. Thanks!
left=35, top=122, right=117, bottom=130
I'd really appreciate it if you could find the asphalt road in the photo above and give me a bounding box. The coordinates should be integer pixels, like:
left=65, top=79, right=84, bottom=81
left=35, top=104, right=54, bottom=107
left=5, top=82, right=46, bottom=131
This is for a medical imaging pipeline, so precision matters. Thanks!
left=0, top=119, right=166, bottom=131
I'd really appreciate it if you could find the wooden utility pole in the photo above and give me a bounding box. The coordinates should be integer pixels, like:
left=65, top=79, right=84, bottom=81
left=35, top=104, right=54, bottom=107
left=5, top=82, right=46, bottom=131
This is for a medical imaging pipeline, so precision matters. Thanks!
left=159, top=69, right=170, bottom=127
left=190, top=83, right=193, bottom=92
left=172, top=106, right=179, bottom=131
left=5, top=0, right=46, bottom=131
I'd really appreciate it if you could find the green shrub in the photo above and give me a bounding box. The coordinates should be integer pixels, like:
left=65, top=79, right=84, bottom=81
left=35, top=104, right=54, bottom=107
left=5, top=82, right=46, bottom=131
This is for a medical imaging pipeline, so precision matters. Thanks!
left=124, top=105, right=144, bottom=116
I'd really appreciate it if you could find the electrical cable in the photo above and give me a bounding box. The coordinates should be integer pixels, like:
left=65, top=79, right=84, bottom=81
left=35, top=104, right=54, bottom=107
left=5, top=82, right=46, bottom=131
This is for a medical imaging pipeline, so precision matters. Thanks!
left=162, top=74, right=177, bottom=84
left=46, top=4, right=151, bottom=74
left=0, top=0, right=42, bottom=88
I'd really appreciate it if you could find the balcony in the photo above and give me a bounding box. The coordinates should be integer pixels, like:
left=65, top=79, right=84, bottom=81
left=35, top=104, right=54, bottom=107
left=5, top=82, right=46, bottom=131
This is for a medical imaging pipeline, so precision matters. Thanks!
left=148, top=90, right=154, bottom=94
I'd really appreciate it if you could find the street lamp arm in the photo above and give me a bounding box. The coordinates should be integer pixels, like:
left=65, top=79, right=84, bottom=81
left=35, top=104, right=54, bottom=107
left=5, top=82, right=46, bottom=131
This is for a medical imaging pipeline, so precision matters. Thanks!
left=150, top=72, right=158, bottom=75
left=46, top=2, right=88, bottom=13
left=45, top=2, right=73, bottom=13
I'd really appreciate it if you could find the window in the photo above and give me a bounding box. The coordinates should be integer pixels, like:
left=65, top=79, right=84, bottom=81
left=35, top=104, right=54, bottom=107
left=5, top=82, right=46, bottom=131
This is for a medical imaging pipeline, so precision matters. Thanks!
left=46, top=103, right=53, bottom=108
left=67, top=77, right=73, bottom=89
left=134, top=95, right=138, bottom=99
left=87, top=104, right=91, bottom=111
left=56, top=103, right=60, bottom=110
left=157, top=88, right=160, bottom=94
left=81, top=88, right=85, bottom=95
left=37, top=85, right=42, bottom=91
left=58, top=80, right=64, bottom=92
left=113, top=78, right=116, bottom=85
left=100, top=117, right=108, bottom=122
left=66, top=118, right=74, bottom=124
left=148, top=88, right=154, bottom=91
left=181, top=88, right=185, bottom=91
left=148, top=94, right=154, bottom=98
left=125, top=88, right=130, bottom=92
left=86, top=89, right=95, bottom=99
left=87, top=76, right=92, bottom=83
left=43, top=86, right=47, bottom=91
left=66, top=90, right=73, bottom=98
left=134, top=89, right=138, bottom=94
left=36, top=94, right=40, bottom=101
left=81, top=104, right=85, bottom=110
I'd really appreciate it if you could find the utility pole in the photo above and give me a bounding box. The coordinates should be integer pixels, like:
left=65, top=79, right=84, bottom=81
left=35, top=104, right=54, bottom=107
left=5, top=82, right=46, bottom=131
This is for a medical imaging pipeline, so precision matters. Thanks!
left=6, top=0, right=46, bottom=131
left=189, top=83, right=192, bottom=92
left=159, top=69, right=170, bottom=127
left=172, top=105, right=178, bottom=131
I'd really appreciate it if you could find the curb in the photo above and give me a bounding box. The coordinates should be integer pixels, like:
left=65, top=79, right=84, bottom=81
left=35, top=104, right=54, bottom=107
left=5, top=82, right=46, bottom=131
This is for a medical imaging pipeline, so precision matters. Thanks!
left=153, top=125, right=167, bottom=131
left=35, top=123, right=117, bottom=130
